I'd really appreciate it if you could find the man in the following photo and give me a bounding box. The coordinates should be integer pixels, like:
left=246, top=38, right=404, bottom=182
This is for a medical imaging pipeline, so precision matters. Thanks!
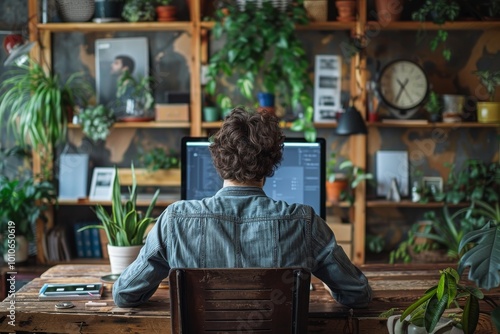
left=111, top=55, right=135, bottom=77
left=102, top=55, right=136, bottom=112
left=113, top=107, right=372, bottom=308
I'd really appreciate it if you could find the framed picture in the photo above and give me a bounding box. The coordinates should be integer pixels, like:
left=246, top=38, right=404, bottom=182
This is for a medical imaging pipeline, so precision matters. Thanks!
left=314, top=55, right=342, bottom=122
left=376, top=151, right=409, bottom=197
left=422, top=176, right=444, bottom=193
left=89, top=167, right=116, bottom=201
left=95, top=37, right=149, bottom=115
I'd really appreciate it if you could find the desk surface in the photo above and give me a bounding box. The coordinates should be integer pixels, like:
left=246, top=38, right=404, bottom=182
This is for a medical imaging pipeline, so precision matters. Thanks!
left=0, top=263, right=498, bottom=333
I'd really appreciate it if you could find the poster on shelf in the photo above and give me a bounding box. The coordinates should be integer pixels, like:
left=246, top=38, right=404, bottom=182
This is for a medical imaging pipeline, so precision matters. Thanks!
left=58, top=154, right=89, bottom=200
left=89, top=167, right=116, bottom=201
left=313, top=55, right=342, bottom=123
left=376, top=151, right=409, bottom=197
left=95, top=37, right=150, bottom=116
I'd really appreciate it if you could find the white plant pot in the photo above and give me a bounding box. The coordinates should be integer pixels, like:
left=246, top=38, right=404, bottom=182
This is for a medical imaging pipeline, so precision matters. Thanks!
left=107, top=244, right=142, bottom=274
left=3, top=235, right=29, bottom=263
left=387, top=315, right=464, bottom=334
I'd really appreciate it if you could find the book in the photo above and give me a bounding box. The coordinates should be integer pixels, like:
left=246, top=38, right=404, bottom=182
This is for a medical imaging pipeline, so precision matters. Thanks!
left=39, top=283, right=103, bottom=301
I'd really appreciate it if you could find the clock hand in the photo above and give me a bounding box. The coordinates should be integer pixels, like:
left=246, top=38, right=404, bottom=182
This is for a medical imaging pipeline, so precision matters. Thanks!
left=395, top=78, right=409, bottom=103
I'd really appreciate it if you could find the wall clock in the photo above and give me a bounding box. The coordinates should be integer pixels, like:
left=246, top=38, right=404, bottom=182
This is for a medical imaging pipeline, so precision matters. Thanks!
left=377, top=59, right=429, bottom=119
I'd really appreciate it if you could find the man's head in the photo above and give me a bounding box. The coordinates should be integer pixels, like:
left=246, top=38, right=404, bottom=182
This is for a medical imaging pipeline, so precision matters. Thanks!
left=209, top=107, right=284, bottom=183
left=111, top=55, right=135, bottom=75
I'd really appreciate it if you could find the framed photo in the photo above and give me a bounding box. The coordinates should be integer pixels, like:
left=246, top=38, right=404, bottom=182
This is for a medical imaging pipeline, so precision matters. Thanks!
left=376, top=151, right=409, bottom=197
left=89, top=168, right=116, bottom=201
left=314, top=55, right=342, bottom=123
left=95, top=37, right=149, bottom=115
left=422, top=176, right=443, bottom=193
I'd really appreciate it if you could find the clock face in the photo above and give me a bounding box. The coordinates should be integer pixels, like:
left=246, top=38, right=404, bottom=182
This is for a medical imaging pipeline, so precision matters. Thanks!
left=378, top=60, right=429, bottom=113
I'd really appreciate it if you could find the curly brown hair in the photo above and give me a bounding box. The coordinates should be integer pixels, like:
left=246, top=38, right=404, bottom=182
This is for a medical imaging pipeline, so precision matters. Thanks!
left=209, top=107, right=285, bottom=183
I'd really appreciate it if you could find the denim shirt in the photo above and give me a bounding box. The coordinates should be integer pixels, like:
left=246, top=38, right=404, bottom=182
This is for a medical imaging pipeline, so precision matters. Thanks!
left=113, top=186, right=372, bottom=308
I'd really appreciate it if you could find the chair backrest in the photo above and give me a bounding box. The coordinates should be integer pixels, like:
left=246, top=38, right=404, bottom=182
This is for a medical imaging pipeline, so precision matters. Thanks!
left=168, top=267, right=311, bottom=334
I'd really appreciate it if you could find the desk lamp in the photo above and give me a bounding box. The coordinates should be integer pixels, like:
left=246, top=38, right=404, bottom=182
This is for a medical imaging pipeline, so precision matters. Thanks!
left=336, top=104, right=367, bottom=135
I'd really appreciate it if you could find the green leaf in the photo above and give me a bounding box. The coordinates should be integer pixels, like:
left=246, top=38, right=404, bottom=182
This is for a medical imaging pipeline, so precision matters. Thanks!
left=424, top=294, right=449, bottom=333
left=462, top=295, right=480, bottom=334
left=401, top=287, right=437, bottom=320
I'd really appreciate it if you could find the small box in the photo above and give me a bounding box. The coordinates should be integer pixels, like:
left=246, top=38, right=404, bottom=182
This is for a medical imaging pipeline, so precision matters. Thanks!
left=327, top=222, right=352, bottom=242
left=155, top=104, right=189, bottom=122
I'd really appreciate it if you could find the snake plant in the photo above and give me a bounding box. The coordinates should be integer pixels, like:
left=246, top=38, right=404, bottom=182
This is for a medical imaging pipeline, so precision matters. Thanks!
left=79, top=164, right=160, bottom=246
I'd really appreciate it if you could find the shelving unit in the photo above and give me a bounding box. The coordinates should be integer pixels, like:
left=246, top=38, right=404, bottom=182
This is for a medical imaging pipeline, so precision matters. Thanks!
left=26, top=0, right=500, bottom=265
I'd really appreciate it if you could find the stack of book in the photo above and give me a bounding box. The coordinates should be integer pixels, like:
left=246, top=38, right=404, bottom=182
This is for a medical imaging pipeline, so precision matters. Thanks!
left=73, top=222, right=103, bottom=259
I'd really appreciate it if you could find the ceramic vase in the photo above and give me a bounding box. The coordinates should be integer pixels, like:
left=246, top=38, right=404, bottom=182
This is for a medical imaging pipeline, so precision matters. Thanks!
left=326, top=179, right=347, bottom=203
left=55, top=0, right=95, bottom=22
left=156, top=5, right=177, bottom=22
left=375, top=0, right=404, bottom=24
left=107, top=244, right=142, bottom=274
left=335, top=0, right=356, bottom=22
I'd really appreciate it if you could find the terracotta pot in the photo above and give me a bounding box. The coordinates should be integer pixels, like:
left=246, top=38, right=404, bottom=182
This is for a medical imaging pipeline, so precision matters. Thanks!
left=326, top=179, right=348, bottom=203
left=374, top=0, right=404, bottom=24
left=335, top=1, right=356, bottom=20
left=156, top=5, right=177, bottom=22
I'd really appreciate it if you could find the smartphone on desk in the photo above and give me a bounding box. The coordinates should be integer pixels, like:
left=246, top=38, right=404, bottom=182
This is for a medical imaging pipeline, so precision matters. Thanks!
left=39, top=283, right=103, bottom=300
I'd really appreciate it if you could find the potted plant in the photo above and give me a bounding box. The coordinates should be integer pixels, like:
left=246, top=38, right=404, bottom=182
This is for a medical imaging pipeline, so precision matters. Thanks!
left=155, top=0, right=176, bottom=21
left=0, top=60, right=93, bottom=181
left=78, top=164, right=160, bottom=274
left=325, top=153, right=348, bottom=204
left=0, top=146, right=57, bottom=263
left=425, top=90, right=443, bottom=122
left=121, top=0, right=156, bottom=22
left=474, top=69, right=500, bottom=123
left=116, top=69, right=155, bottom=120
left=325, top=153, right=374, bottom=206
left=389, top=204, right=473, bottom=264
left=78, top=104, right=115, bottom=142
left=205, top=0, right=315, bottom=140
left=387, top=267, right=484, bottom=334
left=411, top=0, right=461, bottom=61
left=139, top=147, right=179, bottom=172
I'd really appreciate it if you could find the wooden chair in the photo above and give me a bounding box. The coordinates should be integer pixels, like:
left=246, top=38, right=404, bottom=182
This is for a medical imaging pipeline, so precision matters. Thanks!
left=168, top=267, right=311, bottom=333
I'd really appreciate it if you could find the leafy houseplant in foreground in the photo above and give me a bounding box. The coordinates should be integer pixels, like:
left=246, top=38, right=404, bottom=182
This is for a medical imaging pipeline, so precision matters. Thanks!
left=398, top=267, right=483, bottom=334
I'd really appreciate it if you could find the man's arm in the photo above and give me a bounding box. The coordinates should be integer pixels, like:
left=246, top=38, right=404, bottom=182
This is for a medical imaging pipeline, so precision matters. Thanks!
left=310, top=217, right=372, bottom=308
left=112, top=217, right=170, bottom=307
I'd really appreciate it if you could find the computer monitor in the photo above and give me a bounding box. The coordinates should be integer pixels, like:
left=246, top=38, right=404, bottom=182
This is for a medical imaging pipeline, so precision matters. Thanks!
left=181, top=137, right=326, bottom=219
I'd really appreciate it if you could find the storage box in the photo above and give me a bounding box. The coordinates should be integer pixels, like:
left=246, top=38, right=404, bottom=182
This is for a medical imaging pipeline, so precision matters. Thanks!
left=155, top=104, right=189, bottom=122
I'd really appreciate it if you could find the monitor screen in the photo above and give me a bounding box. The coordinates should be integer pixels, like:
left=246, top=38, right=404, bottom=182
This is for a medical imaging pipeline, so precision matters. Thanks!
left=181, top=137, right=326, bottom=219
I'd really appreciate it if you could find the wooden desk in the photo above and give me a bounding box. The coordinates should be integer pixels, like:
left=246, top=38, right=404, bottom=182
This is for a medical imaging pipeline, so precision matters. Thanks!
left=0, top=264, right=498, bottom=333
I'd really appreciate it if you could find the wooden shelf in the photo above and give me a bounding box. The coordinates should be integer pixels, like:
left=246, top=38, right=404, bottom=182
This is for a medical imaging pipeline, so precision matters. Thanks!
left=200, top=21, right=356, bottom=31
left=366, top=20, right=500, bottom=31
left=368, top=121, right=500, bottom=128
left=37, top=21, right=193, bottom=32
left=57, top=198, right=178, bottom=207
left=68, top=121, right=191, bottom=129
left=366, top=200, right=471, bottom=208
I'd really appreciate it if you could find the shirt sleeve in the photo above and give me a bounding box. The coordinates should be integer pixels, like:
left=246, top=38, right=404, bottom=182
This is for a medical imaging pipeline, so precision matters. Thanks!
left=310, top=215, right=372, bottom=308
left=112, top=213, right=170, bottom=308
